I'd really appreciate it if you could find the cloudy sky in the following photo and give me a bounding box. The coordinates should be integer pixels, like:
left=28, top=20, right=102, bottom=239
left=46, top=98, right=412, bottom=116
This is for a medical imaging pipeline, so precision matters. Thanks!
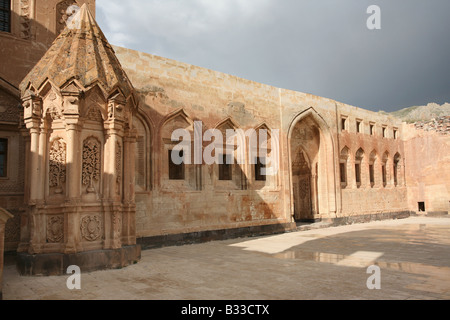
left=96, top=0, right=450, bottom=113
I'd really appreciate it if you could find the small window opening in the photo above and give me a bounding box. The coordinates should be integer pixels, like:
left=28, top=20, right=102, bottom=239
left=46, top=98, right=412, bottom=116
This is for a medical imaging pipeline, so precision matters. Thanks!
left=418, top=202, right=426, bottom=212
left=169, top=149, right=185, bottom=180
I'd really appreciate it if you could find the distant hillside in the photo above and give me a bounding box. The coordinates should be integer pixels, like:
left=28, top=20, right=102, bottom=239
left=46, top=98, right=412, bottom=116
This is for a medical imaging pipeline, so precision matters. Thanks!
left=390, top=103, right=450, bottom=123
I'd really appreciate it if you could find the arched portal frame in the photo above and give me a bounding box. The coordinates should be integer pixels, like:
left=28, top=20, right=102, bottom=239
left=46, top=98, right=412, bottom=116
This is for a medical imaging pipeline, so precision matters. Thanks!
left=287, top=108, right=337, bottom=222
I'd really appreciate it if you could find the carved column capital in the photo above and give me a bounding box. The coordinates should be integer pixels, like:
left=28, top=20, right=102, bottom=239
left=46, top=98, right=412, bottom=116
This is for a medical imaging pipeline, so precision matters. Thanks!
left=22, top=93, right=42, bottom=122
left=61, top=89, right=81, bottom=118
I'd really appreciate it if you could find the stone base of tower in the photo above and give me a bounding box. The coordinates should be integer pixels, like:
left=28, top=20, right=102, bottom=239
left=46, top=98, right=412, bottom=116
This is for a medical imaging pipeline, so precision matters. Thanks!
left=16, top=245, right=141, bottom=276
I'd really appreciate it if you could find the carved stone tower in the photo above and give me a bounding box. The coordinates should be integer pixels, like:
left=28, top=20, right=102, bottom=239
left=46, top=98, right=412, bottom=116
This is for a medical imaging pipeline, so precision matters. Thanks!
left=17, top=4, right=140, bottom=275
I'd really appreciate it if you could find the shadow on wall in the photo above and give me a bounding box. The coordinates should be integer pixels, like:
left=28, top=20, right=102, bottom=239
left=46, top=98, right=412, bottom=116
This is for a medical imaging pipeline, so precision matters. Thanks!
left=133, top=104, right=292, bottom=250
left=0, top=8, right=61, bottom=253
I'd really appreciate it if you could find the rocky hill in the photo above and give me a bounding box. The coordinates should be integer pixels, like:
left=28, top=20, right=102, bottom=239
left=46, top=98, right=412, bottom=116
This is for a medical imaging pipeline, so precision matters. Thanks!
left=389, top=103, right=450, bottom=135
left=390, top=102, right=450, bottom=123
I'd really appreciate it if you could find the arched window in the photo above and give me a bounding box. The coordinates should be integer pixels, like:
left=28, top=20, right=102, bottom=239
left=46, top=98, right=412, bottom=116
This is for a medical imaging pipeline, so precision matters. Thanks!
left=0, top=0, right=11, bottom=33
left=133, top=113, right=152, bottom=191
left=214, top=118, right=245, bottom=189
left=161, top=110, right=192, bottom=182
left=161, top=109, right=199, bottom=190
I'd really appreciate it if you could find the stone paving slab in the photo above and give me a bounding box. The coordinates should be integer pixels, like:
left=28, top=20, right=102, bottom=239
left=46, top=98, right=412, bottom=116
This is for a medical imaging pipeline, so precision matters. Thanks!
left=2, top=216, right=450, bottom=300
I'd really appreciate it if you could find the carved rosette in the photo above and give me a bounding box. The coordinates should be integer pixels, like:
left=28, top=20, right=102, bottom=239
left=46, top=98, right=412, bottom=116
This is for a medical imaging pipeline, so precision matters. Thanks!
left=82, top=137, right=101, bottom=193
left=49, top=139, right=67, bottom=194
left=80, top=215, right=102, bottom=241
left=47, top=216, right=64, bottom=243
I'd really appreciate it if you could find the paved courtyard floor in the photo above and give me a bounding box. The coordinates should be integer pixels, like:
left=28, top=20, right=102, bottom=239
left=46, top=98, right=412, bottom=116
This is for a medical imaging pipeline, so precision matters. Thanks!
left=3, top=216, right=450, bottom=300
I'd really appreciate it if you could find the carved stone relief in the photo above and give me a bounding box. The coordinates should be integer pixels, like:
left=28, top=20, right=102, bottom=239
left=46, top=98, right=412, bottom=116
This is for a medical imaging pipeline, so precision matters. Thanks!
left=0, top=105, right=20, bottom=123
left=112, top=211, right=121, bottom=238
left=80, top=215, right=102, bottom=241
left=5, top=212, right=21, bottom=243
left=292, top=127, right=314, bottom=141
left=116, top=142, right=122, bottom=194
left=85, top=107, right=103, bottom=122
left=19, top=0, right=32, bottom=39
left=82, top=137, right=101, bottom=193
left=299, top=177, right=310, bottom=200
left=49, top=139, right=66, bottom=194
left=46, top=215, right=64, bottom=243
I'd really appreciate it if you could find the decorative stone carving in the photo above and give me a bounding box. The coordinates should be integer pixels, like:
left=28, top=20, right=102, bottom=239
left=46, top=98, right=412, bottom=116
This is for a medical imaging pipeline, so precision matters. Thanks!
left=23, top=99, right=42, bottom=119
left=80, top=215, right=102, bottom=241
left=0, top=105, right=20, bottom=123
left=5, top=213, right=21, bottom=243
left=49, top=139, right=66, bottom=194
left=46, top=216, right=64, bottom=243
left=292, top=151, right=309, bottom=175
left=62, top=96, right=79, bottom=115
left=46, top=105, right=63, bottom=120
left=86, top=107, right=103, bottom=122
left=19, top=0, right=32, bottom=39
left=112, top=211, right=121, bottom=238
left=116, top=142, right=122, bottom=194
left=292, top=127, right=314, bottom=141
left=82, top=138, right=101, bottom=193
left=108, top=102, right=125, bottom=121
left=299, top=177, right=310, bottom=200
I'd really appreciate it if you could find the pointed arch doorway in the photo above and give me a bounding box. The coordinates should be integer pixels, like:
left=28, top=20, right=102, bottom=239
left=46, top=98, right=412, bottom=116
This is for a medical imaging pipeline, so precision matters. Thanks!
left=288, top=109, right=336, bottom=223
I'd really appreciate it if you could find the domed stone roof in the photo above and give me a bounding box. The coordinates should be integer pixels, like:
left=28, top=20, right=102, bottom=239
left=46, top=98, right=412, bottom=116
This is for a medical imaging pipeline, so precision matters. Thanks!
left=20, top=4, right=136, bottom=101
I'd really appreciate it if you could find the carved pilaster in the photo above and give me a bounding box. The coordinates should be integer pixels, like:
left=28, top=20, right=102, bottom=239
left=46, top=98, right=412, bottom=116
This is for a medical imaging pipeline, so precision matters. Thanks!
left=49, top=139, right=67, bottom=195
left=22, top=93, right=42, bottom=204
left=82, top=137, right=101, bottom=194
left=19, top=0, right=35, bottom=40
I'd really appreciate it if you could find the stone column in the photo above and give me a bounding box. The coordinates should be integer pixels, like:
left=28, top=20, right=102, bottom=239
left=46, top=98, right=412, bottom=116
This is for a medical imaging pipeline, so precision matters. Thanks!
left=0, top=208, right=13, bottom=300
left=37, top=122, right=48, bottom=200
left=104, top=128, right=122, bottom=250
left=64, top=120, right=81, bottom=254
left=62, top=92, right=82, bottom=254
left=23, top=94, right=44, bottom=254
left=122, top=130, right=137, bottom=246
left=104, top=94, right=129, bottom=249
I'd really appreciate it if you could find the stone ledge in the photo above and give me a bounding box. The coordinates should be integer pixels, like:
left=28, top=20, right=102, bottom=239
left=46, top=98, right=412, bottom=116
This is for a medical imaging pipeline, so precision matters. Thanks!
left=138, top=213, right=415, bottom=250
left=326, top=211, right=412, bottom=226
left=16, top=245, right=141, bottom=276
left=138, top=223, right=297, bottom=250
left=426, top=211, right=449, bottom=217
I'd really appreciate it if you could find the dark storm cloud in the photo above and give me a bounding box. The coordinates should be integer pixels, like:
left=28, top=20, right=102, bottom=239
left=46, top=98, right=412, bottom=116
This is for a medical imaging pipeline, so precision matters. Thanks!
left=97, top=0, right=450, bottom=112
